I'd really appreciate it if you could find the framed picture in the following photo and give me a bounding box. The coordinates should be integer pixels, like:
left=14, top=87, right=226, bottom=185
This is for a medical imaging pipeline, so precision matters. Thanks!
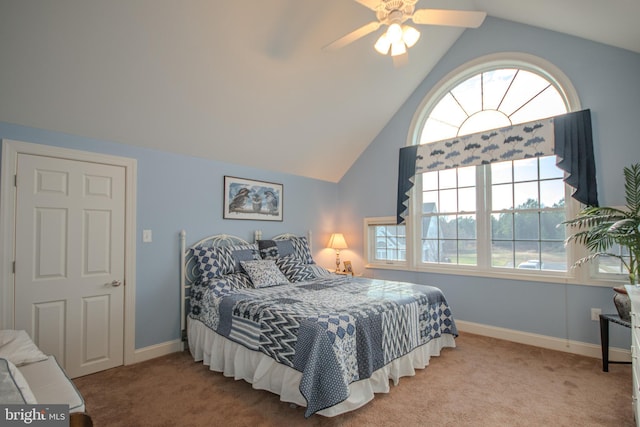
left=343, top=260, right=353, bottom=274
left=223, top=176, right=283, bottom=221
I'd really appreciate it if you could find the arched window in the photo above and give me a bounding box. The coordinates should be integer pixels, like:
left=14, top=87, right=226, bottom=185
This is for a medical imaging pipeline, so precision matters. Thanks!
left=420, top=68, right=567, bottom=144
left=409, top=55, right=579, bottom=275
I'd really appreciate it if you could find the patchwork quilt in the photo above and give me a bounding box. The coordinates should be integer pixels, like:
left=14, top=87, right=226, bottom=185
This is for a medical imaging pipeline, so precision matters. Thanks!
left=190, top=276, right=457, bottom=417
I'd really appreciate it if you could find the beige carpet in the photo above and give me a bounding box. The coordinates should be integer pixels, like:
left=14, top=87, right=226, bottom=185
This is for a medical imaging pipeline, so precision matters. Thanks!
left=73, top=332, right=633, bottom=426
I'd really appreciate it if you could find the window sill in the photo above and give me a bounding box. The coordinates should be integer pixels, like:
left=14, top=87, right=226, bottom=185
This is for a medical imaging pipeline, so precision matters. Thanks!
left=365, top=262, right=627, bottom=287
left=365, top=262, right=409, bottom=271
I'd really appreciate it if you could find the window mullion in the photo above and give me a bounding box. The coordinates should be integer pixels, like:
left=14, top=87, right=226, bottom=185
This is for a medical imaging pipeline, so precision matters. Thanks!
left=476, top=165, right=490, bottom=268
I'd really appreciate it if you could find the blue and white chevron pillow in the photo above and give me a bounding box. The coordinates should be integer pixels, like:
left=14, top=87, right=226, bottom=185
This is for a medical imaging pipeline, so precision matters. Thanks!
left=275, top=255, right=327, bottom=282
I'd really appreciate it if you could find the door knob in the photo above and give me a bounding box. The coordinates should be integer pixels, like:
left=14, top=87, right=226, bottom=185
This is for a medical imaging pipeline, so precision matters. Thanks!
left=111, top=280, right=123, bottom=287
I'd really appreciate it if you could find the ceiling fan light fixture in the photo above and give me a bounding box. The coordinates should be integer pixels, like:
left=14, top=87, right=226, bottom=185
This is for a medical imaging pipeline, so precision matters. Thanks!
left=390, top=40, right=406, bottom=57
left=402, top=25, right=420, bottom=48
left=374, top=33, right=391, bottom=55
left=324, top=2, right=488, bottom=63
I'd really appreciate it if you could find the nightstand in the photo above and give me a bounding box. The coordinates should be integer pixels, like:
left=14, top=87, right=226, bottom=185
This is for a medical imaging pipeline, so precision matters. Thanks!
left=335, top=271, right=363, bottom=277
left=335, top=271, right=354, bottom=276
left=598, top=313, right=631, bottom=372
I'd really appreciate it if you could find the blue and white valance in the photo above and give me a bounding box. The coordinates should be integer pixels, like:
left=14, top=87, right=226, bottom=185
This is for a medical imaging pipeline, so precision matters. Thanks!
left=397, top=109, right=598, bottom=224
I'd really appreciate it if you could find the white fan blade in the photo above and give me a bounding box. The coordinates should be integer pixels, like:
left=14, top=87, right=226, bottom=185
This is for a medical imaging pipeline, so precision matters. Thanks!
left=323, top=21, right=381, bottom=50
left=412, top=9, right=487, bottom=28
left=354, top=0, right=380, bottom=11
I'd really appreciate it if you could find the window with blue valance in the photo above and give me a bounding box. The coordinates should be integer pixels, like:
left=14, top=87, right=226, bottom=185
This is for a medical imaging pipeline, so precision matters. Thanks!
left=397, top=109, right=597, bottom=224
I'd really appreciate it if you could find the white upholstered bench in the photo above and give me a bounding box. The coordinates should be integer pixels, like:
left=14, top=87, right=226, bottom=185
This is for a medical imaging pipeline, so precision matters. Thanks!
left=1, top=330, right=85, bottom=413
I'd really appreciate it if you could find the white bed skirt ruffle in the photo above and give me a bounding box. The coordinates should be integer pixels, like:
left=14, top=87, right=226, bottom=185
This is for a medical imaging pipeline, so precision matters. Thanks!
left=188, top=317, right=455, bottom=417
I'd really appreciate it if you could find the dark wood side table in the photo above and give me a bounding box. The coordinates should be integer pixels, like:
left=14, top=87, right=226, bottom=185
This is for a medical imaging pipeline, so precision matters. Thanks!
left=599, top=313, right=631, bottom=372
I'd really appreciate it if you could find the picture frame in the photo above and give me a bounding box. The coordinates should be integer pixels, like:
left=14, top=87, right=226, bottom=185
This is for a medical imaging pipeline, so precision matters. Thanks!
left=223, top=176, right=283, bottom=221
left=343, top=260, right=353, bottom=274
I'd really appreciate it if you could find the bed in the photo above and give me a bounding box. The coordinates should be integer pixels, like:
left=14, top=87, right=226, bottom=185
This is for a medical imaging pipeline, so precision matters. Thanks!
left=181, top=230, right=457, bottom=418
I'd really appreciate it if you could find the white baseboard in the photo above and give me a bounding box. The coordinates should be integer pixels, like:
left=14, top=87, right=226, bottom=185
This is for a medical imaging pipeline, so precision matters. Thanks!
left=127, top=322, right=629, bottom=366
left=130, top=339, right=184, bottom=364
left=455, top=319, right=631, bottom=362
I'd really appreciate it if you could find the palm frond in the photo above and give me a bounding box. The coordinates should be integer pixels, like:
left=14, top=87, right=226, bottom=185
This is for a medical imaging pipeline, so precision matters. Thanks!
left=624, top=163, right=640, bottom=214
left=610, top=218, right=640, bottom=234
left=562, top=208, right=627, bottom=229
left=572, top=252, right=623, bottom=269
left=585, top=234, right=620, bottom=253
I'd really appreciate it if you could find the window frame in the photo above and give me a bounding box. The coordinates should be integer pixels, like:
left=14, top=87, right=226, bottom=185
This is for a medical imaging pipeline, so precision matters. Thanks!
left=364, top=217, right=409, bottom=270
left=410, top=55, right=580, bottom=282
left=485, top=156, right=570, bottom=272
left=409, top=163, right=584, bottom=283
left=364, top=53, right=621, bottom=286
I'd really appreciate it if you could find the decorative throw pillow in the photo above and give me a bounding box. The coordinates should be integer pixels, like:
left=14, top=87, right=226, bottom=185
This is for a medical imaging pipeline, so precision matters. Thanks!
left=257, top=239, right=280, bottom=260
left=275, top=255, right=319, bottom=282
left=227, top=244, right=261, bottom=272
left=257, top=237, right=314, bottom=264
left=193, top=244, right=259, bottom=279
left=290, top=236, right=314, bottom=264
left=240, top=260, right=289, bottom=288
left=0, top=330, right=48, bottom=367
left=192, top=247, right=224, bottom=279
left=306, top=264, right=333, bottom=278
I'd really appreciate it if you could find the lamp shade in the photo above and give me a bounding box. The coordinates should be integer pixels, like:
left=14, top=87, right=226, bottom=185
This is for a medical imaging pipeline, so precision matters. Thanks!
left=390, top=40, right=406, bottom=57
left=327, top=233, right=348, bottom=250
left=402, top=25, right=420, bottom=48
left=386, top=23, right=403, bottom=43
left=374, top=33, right=391, bottom=55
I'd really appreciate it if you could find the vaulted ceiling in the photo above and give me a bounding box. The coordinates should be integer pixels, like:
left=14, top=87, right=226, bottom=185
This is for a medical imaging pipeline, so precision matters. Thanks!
left=1, top=0, right=638, bottom=182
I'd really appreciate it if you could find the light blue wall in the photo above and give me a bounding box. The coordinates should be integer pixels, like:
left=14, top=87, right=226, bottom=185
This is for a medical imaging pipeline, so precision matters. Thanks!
left=339, top=17, right=640, bottom=349
left=0, top=122, right=339, bottom=348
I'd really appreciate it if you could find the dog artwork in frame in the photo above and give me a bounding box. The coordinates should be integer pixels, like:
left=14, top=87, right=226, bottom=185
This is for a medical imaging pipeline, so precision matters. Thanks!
left=223, top=176, right=283, bottom=221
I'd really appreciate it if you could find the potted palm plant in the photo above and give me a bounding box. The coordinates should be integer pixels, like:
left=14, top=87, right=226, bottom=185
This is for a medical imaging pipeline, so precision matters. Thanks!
left=563, top=163, right=640, bottom=321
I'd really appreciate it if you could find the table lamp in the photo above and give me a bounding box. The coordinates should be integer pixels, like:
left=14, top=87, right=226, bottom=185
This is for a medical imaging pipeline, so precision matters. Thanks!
left=327, top=233, right=348, bottom=272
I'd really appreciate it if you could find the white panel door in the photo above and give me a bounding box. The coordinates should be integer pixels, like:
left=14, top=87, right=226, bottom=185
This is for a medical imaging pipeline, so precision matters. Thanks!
left=14, top=153, right=125, bottom=378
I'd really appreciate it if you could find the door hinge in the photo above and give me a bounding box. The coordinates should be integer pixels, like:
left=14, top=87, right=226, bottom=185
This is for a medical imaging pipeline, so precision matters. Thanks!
left=12, top=261, right=15, bottom=274
left=14, top=174, right=17, bottom=187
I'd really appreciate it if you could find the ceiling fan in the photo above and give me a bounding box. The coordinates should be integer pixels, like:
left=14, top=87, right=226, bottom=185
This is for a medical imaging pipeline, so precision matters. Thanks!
left=324, top=0, right=486, bottom=63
